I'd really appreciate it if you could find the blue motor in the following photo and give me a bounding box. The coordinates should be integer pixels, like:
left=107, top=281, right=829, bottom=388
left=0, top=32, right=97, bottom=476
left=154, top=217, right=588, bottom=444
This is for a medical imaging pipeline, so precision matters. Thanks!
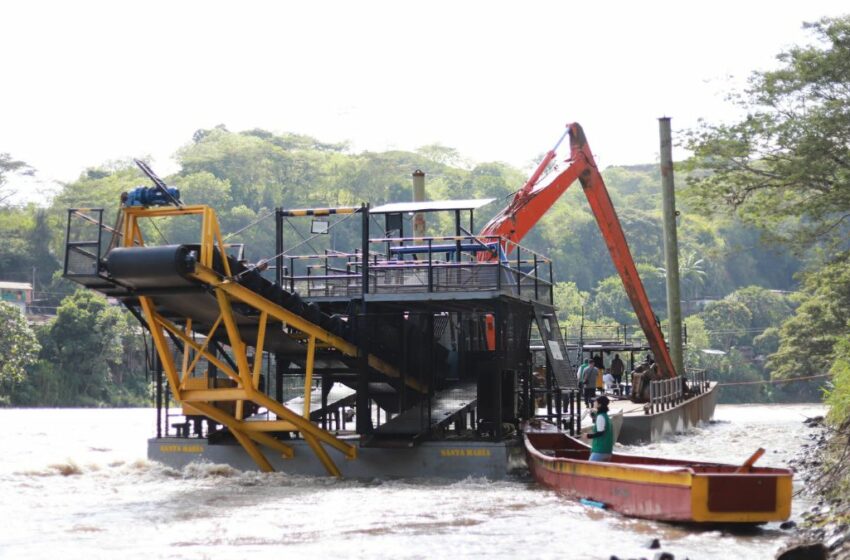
left=124, top=185, right=181, bottom=207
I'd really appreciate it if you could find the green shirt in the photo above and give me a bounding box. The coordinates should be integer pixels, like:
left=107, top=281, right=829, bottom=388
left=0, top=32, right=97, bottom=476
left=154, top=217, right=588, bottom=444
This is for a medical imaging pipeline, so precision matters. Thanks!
left=590, top=411, right=614, bottom=455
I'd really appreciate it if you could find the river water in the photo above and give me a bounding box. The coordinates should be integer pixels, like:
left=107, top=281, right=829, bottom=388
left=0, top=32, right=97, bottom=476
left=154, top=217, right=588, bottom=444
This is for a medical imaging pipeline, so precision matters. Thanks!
left=0, top=404, right=824, bottom=559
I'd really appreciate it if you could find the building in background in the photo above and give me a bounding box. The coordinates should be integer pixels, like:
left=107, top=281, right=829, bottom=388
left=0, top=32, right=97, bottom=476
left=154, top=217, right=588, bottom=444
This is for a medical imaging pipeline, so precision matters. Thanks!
left=0, top=281, right=33, bottom=313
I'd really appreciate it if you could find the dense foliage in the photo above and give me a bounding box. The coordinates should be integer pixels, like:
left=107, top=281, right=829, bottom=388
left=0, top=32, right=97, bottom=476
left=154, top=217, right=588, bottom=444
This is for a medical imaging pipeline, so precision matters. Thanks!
left=0, top=302, right=40, bottom=405
left=0, top=124, right=812, bottom=406
left=9, top=18, right=850, bottom=406
left=685, top=15, right=850, bottom=407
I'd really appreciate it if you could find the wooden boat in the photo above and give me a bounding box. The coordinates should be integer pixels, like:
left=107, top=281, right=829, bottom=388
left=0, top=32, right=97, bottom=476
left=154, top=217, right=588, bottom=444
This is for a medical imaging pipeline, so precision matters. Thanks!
left=524, top=421, right=793, bottom=523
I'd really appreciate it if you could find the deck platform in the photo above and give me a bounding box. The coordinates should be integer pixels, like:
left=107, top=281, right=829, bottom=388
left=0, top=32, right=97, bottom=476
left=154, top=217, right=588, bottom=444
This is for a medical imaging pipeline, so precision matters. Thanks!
left=618, top=382, right=719, bottom=444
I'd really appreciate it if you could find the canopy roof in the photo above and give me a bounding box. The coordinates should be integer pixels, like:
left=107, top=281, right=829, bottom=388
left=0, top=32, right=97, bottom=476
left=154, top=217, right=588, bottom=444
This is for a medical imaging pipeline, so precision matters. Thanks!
left=370, top=198, right=495, bottom=214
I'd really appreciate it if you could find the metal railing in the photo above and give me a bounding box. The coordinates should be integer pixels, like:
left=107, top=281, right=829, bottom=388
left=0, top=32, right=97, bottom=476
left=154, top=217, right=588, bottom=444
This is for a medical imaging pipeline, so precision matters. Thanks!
left=563, top=323, right=650, bottom=347
left=532, top=388, right=583, bottom=436
left=278, top=234, right=554, bottom=302
left=687, top=368, right=710, bottom=396
left=647, top=377, right=684, bottom=414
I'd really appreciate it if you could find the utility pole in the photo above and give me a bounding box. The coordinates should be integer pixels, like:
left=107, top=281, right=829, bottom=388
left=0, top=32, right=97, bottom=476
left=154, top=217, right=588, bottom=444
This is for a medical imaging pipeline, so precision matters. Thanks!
left=413, top=170, right=426, bottom=237
left=659, top=117, right=684, bottom=376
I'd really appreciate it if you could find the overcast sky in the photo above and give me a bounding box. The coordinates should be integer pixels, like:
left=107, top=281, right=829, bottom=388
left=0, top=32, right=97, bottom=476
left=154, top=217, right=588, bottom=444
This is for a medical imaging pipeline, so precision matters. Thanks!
left=2, top=1, right=848, bottom=202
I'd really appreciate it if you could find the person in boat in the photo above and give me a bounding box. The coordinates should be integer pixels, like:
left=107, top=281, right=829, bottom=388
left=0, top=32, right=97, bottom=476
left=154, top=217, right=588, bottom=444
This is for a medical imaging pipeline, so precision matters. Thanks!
left=580, top=359, right=599, bottom=408
left=583, top=395, right=614, bottom=461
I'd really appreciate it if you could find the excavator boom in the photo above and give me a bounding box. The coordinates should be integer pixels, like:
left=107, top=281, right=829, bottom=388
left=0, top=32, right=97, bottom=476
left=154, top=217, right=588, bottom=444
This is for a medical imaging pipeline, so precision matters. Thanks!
left=479, top=123, right=677, bottom=379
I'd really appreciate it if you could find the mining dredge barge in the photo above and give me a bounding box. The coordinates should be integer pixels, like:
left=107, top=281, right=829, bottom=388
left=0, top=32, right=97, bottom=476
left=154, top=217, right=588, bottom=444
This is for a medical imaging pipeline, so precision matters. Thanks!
left=63, top=124, right=701, bottom=478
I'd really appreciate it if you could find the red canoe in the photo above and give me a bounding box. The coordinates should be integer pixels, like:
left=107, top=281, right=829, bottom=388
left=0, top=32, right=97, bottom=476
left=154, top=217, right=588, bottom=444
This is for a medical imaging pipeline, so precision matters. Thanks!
left=523, top=421, right=793, bottom=523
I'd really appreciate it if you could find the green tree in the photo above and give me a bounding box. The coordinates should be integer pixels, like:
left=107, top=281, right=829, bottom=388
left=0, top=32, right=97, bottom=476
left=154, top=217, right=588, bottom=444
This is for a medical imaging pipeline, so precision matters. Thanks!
left=589, top=275, right=634, bottom=324
left=753, top=327, right=781, bottom=357
left=552, top=281, right=588, bottom=321
left=684, top=16, right=850, bottom=255
left=826, top=336, right=850, bottom=426
left=39, top=290, right=133, bottom=405
left=0, top=153, right=35, bottom=205
left=701, top=299, right=753, bottom=351
left=726, top=286, right=794, bottom=332
left=768, top=257, right=850, bottom=381
left=0, top=302, right=40, bottom=403
left=0, top=205, right=62, bottom=301
left=683, top=314, right=710, bottom=370
left=715, top=349, right=766, bottom=404
left=416, top=144, right=465, bottom=167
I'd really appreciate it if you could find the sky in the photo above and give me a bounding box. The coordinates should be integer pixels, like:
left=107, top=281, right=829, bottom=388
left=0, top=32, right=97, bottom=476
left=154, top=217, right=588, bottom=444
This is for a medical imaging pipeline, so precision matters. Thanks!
left=2, top=0, right=848, bottom=203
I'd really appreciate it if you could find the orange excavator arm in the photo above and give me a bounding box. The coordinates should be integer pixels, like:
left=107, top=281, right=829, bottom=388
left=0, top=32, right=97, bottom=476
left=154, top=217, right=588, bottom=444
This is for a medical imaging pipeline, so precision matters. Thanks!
left=479, top=123, right=678, bottom=379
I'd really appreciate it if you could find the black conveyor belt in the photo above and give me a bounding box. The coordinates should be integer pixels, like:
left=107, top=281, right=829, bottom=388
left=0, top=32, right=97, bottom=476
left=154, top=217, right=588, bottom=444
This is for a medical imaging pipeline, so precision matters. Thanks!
left=107, top=245, right=199, bottom=290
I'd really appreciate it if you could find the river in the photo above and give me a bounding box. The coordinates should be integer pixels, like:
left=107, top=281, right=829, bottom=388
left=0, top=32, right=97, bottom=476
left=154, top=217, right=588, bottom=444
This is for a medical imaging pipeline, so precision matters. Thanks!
left=0, top=403, right=824, bottom=559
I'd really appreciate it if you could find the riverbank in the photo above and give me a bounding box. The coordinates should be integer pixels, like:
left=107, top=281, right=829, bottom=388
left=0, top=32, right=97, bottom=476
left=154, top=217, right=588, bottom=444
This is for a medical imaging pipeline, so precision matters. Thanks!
left=779, top=416, right=850, bottom=560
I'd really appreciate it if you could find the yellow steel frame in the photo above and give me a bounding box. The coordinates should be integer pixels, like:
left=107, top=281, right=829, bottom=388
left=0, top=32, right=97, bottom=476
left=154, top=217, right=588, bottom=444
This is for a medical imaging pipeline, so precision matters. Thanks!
left=122, top=204, right=413, bottom=476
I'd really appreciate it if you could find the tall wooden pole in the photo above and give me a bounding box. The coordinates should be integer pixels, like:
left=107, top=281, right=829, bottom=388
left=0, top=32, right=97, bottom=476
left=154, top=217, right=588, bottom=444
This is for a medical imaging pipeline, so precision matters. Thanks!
left=413, top=169, right=425, bottom=237
left=659, top=117, right=684, bottom=376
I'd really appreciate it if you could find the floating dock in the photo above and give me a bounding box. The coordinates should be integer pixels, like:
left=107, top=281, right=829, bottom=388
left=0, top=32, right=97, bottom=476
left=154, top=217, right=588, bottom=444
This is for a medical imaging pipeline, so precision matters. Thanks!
left=64, top=200, right=573, bottom=478
left=63, top=125, right=708, bottom=478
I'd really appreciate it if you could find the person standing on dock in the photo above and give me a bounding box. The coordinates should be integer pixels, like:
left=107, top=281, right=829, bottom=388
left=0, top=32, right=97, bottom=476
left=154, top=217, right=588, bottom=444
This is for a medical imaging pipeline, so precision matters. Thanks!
left=584, top=395, right=614, bottom=461
left=581, top=361, right=598, bottom=408
left=576, top=358, right=589, bottom=385
left=611, top=354, right=625, bottom=388
left=602, top=370, right=616, bottom=394
left=577, top=358, right=590, bottom=401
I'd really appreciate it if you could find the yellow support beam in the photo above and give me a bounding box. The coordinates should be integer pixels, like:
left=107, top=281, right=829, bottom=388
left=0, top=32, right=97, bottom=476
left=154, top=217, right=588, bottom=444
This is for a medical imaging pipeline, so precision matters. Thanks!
left=139, top=297, right=182, bottom=401
left=190, top=265, right=426, bottom=393
left=188, top=401, right=294, bottom=462
left=240, top=420, right=299, bottom=432
left=183, top=315, right=223, bottom=382
left=303, top=335, right=316, bottom=419
left=303, top=434, right=342, bottom=477
left=158, top=314, right=242, bottom=385
left=214, top=289, right=253, bottom=386
left=210, top=277, right=355, bottom=472
left=214, top=288, right=254, bottom=422
left=114, top=203, right=365, bottom=476
left=252, top=312, right=268, bottom=390
left=180, top=319, right=193, bottom=384
left=180, top=389, right=248, bottom=402
left=245, top=388, right=357, bottom=461
left=230, top=428, right=275, bottom=472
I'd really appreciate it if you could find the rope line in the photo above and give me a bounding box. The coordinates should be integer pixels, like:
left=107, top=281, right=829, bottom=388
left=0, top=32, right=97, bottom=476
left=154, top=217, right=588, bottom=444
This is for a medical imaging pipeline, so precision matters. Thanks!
left=718, top=373, right=830, bottom=387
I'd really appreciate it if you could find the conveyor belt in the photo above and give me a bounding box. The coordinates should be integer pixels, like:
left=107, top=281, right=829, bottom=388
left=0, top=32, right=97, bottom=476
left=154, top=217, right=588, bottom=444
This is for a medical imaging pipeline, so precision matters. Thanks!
left=105, top=245, right=350, bottom=354
left=103, top=245, right=442, bottom=387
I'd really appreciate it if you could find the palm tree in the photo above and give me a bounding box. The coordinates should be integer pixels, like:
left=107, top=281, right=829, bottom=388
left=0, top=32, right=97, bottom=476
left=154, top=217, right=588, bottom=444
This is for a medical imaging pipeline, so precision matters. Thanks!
left=656, top=251, right=707, bottom=314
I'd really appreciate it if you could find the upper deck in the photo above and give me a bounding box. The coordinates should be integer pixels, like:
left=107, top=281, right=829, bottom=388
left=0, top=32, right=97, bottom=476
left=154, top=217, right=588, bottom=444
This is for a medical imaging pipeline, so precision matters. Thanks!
left=275, top=199, right=554, bottom=307
left=281, top=234, right=553, bottom=306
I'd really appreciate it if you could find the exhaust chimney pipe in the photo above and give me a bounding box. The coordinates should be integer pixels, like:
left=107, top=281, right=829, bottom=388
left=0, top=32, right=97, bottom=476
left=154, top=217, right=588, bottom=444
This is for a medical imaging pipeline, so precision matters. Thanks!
left=413, top=169, right=425, bottom=238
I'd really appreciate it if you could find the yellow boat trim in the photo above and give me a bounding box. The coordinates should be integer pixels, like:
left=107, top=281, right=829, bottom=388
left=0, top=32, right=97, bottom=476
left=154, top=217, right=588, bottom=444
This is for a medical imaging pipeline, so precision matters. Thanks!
left=538, top=456, right=693, bottom=488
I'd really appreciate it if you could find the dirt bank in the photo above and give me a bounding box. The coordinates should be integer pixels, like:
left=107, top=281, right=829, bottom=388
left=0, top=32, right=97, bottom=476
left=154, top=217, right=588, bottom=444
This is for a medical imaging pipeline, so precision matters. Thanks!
left=778, top=416, right=850, bottom=560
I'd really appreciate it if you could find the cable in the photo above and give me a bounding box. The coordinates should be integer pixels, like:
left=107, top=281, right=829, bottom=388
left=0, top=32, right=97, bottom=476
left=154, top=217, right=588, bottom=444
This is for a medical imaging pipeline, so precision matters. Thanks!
left=149, top=219, right=169, bottom=245
left=285, top=217, right=321, bottom=256
left=232, top=211, right=358, bottom=280
left=370, top=215, right=386, bottom=237
left=717, top=373, right=830, bottom=386
left=222, top=209, right=276, bottom=242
